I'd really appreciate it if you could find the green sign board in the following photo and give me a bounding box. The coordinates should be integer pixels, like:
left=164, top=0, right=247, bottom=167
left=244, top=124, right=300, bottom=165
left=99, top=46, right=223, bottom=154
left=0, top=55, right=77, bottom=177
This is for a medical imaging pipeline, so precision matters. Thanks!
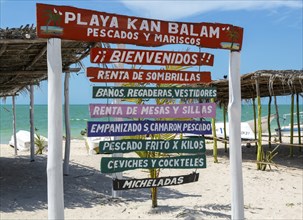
left=100, top=155, right=206, bottom=173
left=92, top=86, right=217, bottom=98
left=99, top=138, right=205, bottom=154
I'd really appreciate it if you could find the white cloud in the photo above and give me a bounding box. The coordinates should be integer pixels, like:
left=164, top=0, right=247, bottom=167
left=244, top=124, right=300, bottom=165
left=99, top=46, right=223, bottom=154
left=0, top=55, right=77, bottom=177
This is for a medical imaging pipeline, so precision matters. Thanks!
left=120, top=0, right=302, bottom=20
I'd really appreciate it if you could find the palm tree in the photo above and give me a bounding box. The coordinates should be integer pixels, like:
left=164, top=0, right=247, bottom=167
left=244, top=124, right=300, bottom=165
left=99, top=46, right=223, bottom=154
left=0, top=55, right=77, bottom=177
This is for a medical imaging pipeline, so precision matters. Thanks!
left=226, top=26, right=240, bottom=50
left=44, top=8, right=62, bottom=32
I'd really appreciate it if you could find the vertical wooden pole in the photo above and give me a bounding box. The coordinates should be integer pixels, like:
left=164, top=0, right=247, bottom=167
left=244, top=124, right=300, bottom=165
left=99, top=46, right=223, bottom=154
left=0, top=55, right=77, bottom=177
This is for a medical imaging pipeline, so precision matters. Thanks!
left=12, top=95, right=17, bottom=156
left=150, top=151, right=158, bottom=208
left=63, top=72, right=71, bottom=176
left=228, top=51, right=244, bottom=219
left=47, top=38, right=64, bottom=219
left=211, top=98, right=218, bottom=162
left=30, top=85, right=35, bottom=162
left=252, top=97, right=257, bottom=149
left=296, top=93, right=301, bottom=150
left=255, top=78, right=263, bottom=170
left=268, top=96, right=272, bottom=149
left=274, top=96, right=282, bottom=143
left=223, top=104, right=227, bottom=152
left=112, top=44, right=125, bottom=198
left=290, top=94, right=294, bottom=157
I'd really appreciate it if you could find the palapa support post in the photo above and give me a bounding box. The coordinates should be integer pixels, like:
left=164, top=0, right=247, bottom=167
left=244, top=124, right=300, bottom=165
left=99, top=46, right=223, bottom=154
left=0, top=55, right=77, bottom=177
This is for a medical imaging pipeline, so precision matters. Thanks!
left=223, top=104, right=228, bottom=152
left=63, top=71, right=71, bottom=176
left=211, top=98, right=218, bottom=162
left=252, top=97, right=257, bottom=149
left=296, top=93, right=302, bottom=150
left=228, top=51, right=244, bottom=220
left=290, top=94, right=294, bottom=157
left=30, top=85, right=35, bottom=162
left=268, top=96, right=272, bottom=149
left=12, top=95, right=17, bottom=156
left=47, top=38, right=64, bottom=219
left=274, top=96, right=282, bottom=143
left=255, top=77, right=263, bottom=170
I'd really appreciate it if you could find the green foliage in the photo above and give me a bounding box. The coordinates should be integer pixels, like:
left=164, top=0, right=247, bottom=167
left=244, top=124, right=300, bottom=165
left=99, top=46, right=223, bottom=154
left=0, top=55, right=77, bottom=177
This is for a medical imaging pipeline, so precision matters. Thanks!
left=44, top=9, right=62, bottom=27
left=259, top=145, right=279, bottom=171
left=120, top=65, right=193, bottom=207
left=80, top=128, right=87, bottom=136
left=34, top=128, right=46, bottom=155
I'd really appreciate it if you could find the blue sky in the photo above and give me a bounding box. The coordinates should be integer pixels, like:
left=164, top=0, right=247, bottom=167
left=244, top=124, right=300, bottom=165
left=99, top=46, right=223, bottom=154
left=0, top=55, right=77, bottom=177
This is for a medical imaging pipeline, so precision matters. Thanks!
left=0, top=0, right=302, bottom=104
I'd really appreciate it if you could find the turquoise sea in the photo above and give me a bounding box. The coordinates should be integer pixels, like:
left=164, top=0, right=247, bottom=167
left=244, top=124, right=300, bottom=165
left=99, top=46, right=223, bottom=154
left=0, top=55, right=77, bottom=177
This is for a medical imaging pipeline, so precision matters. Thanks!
left=0, top=104, right=301, bottom=144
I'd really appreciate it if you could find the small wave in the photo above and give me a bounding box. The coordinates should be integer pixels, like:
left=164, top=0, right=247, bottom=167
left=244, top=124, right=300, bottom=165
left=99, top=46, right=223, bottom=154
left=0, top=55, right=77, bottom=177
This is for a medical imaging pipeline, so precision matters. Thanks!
left=70, top=118, right=88, bottom=121
left=1, top=106, right=11, bottom=112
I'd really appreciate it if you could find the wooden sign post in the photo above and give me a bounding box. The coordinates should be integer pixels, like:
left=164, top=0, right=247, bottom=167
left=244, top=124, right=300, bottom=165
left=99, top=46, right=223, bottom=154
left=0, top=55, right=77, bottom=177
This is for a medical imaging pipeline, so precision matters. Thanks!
left=46, top=38, right=64, bottom=220
left=229, top=51, right=244, bottom=219
left=112, top=44, right=125, bottom=198
left=37, top=3, right=244, bottom=219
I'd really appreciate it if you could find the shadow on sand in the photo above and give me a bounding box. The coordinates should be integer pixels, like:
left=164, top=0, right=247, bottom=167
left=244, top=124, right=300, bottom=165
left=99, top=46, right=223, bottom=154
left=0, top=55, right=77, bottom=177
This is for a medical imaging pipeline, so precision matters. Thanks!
left=1, top=141, right=301, bottom=217
left=0, top=155, right=200, bottom=213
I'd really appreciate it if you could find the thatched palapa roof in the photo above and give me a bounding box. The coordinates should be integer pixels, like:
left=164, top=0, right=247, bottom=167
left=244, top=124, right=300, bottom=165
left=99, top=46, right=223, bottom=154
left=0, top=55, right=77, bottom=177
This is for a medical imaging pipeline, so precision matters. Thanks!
left=211, top=70, right=303, bottom=104
left=0, top=26, right=102, bottom=97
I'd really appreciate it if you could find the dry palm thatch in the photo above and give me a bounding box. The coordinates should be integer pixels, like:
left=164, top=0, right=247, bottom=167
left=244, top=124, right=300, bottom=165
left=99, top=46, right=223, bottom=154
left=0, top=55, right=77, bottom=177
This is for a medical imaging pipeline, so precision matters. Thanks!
left=0, top=25, right=105, bottom=97
left=209, top=70, right=303, bottom=105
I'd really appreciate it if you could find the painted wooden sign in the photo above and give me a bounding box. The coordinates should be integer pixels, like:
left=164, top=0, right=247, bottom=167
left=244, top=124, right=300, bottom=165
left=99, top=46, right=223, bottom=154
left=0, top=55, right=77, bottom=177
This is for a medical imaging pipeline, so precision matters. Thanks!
left=86, top=68, right=211, bottom=84
left=99, top=138, right=205, bottom=154
left=36, top=4, right=243, bottom=50
left=87, top=120, right=212, bottom=137
left=113, top=172, right=199, bottom=190
left=101, top=155, right=206, bottom=173
left=90, top=48, right=214, bottom=66
left=89, top=103, right=216, bottom=119
left=92, top=86, right=217, bottom=99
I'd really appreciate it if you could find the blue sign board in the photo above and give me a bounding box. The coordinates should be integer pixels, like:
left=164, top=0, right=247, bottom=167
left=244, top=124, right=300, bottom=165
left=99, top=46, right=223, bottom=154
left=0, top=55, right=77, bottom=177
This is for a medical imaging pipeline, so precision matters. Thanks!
left=87, top=120, right=212, bottom=137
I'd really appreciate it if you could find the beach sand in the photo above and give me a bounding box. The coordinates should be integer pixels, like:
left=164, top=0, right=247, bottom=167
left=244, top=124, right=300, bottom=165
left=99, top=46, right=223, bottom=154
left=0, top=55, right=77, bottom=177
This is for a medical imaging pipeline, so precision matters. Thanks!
left=0, top=138, right=302, bottom=219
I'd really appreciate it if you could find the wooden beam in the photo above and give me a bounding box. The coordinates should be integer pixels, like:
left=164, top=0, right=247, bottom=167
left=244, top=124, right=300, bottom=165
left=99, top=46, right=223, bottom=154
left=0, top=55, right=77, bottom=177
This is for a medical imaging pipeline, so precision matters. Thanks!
left=1, top=75, right=46, bottom=86
left=0, top=84, right=27, bottom=88
left=0, top=38, right=79, bottom=44
left=0, top=86, right=24, bottom=97
left=3, top=75, right=19, bottom=85
left=0, top=43, right=7, bottom=56
left=1, top=70, right=46, bottom=76
left=71, top=42, right=99, bottom=64
left=1, top=68, right=81, bottom=76
left=25, top=45, right=47, bottom=70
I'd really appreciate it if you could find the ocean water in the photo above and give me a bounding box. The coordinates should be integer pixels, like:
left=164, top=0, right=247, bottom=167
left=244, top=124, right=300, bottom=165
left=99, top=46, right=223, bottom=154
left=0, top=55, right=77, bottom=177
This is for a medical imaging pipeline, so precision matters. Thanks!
left=0, top=104, right=301, bottom=144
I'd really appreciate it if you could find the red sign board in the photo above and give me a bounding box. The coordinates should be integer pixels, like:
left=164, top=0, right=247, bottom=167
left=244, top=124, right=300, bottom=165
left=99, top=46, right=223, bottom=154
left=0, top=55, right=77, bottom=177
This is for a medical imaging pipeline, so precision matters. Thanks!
left=87, top=68, right=211, bottom=84
left=90, top=48, right=214, bottom=66
left=36, top=3, right=243, bottom=50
